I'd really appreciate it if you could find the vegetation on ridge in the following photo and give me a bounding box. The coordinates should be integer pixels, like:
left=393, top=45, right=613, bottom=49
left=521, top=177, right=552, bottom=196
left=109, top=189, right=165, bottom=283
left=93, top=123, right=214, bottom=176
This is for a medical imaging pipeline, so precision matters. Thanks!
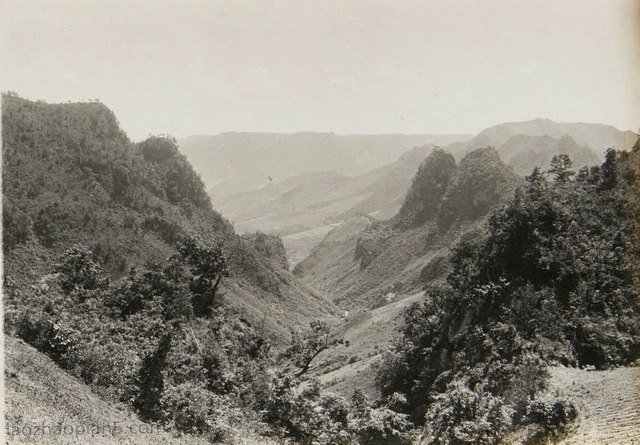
left=377, top=148, right=640, bottom=444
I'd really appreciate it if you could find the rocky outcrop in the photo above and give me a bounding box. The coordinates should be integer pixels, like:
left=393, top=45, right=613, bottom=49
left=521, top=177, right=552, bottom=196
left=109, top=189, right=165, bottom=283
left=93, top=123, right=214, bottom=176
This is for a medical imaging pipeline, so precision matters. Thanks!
left=396, top=149, right=457, bottom=227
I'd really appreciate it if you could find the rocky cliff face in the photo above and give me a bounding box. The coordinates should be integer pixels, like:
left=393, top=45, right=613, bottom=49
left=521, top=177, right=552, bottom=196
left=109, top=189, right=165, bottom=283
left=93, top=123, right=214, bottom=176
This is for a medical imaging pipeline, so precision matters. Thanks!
left=243, top=232, right=290, bottom=272
left=396, top=149, right=457, bottom=227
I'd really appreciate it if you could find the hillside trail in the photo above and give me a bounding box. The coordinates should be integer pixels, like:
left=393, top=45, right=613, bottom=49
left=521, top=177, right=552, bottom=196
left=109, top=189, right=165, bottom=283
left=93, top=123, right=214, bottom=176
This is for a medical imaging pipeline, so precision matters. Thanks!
left=548, top=366, right=640, bottom=445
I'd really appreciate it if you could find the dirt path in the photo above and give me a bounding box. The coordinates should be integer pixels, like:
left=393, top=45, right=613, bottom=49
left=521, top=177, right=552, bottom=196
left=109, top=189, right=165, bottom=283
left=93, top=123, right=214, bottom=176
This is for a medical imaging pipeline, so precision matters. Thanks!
left=548, top=366, right=640, bottom=445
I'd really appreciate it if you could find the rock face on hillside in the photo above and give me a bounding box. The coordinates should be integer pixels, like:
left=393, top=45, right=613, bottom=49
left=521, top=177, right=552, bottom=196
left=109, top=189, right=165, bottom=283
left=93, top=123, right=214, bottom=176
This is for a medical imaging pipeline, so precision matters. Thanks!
left=295, top=147, right=522, bottom=311
left=397, top=149, right=457, bottom=227
left=243, top=232, right=290, bottom=271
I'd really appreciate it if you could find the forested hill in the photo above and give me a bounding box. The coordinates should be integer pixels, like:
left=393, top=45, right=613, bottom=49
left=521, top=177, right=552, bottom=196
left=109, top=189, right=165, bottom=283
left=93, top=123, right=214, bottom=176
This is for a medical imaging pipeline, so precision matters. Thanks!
left=2, top=94, right=362, bottom=442
left=2, top=94, right=340, bottom=338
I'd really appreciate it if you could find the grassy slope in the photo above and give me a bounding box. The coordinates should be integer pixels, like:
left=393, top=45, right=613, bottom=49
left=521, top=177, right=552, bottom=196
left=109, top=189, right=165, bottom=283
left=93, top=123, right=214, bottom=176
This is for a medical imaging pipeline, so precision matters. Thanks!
left=310, top=291, right=426, bottom=398
left=299, top=220, right=475, bottom=312
left=293, top=215, right=373, bottom=296
left=549, top=366, right=640, bottom=445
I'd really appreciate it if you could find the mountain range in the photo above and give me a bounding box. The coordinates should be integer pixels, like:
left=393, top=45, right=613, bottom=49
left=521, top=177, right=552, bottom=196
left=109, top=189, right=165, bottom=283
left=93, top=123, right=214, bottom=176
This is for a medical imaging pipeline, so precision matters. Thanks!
left=195, top=120, right=636, bottom=265
left=448, top=118, right=637, bottom=159
left=213, top=144, right=438, bottom=264
left=178, top=132, right=472, bottom=197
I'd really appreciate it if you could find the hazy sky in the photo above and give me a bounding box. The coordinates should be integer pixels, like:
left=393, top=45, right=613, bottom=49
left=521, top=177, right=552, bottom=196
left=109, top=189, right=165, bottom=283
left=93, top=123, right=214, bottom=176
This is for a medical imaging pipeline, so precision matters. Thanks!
left=2, top=0, right=639, bottom=140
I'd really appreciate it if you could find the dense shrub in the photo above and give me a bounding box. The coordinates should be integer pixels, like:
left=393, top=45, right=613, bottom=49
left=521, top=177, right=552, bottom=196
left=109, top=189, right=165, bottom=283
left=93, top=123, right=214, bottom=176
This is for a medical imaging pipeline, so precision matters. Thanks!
left=15, top=312, right=77, bottom=364
left=132, top=333, right=172, bottom=421
left=33, top=202, right=72, bottom=247
left=54, top=245, right=109, bottom=293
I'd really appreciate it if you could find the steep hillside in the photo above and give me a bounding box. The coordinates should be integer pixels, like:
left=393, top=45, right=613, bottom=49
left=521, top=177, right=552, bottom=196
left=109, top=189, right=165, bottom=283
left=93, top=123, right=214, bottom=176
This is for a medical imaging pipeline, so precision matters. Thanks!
left=626, top=137, right=640, bottom=295
left=294, top=141, right=640, bottom=445
left=2, top=95, right=340, bottom=340
left=295, top=147, right=522, bottom=311
left=378, top=145, right=640, bottom=445
left=312, top=291, right=427, bottom=398
left=2, top=94, right=350, bottom=443
left=179, top=132, right=472, bottom=196
left=4, top=335, right=217, bottom=445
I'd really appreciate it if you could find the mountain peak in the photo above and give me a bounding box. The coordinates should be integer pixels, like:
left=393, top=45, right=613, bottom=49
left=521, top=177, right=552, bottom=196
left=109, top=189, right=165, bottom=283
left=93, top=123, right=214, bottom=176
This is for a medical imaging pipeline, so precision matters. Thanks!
left=437, top=147, right=521, bottom=229
left=396, top=149, right=457, bottom=227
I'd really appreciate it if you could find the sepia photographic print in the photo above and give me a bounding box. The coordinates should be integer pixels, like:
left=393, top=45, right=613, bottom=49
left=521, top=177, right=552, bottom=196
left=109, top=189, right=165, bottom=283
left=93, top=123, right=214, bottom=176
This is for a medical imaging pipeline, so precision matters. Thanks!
left=1, top=1, right=639, bottom=444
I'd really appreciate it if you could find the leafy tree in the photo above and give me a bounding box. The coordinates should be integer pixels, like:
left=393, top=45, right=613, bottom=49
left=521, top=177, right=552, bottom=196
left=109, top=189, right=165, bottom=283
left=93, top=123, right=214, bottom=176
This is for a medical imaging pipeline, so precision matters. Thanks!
left=548, top=154, right=574, bottom=183
left=54, top=245, right=108, bottom=293
left=349, top=390, right=414, bottom=445
left=177, top=237, right=230, bottom=317
left=107, top=262, right=191, bottom=321
left=600, top=147, right=619, bottom=191
left=281, top=320, right=345, bottom=378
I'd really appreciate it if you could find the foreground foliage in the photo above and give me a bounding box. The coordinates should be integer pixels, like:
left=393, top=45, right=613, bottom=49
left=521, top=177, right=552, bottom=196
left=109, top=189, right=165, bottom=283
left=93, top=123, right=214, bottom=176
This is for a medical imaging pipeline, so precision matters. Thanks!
left=5, top=239, right=416, bottom=444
